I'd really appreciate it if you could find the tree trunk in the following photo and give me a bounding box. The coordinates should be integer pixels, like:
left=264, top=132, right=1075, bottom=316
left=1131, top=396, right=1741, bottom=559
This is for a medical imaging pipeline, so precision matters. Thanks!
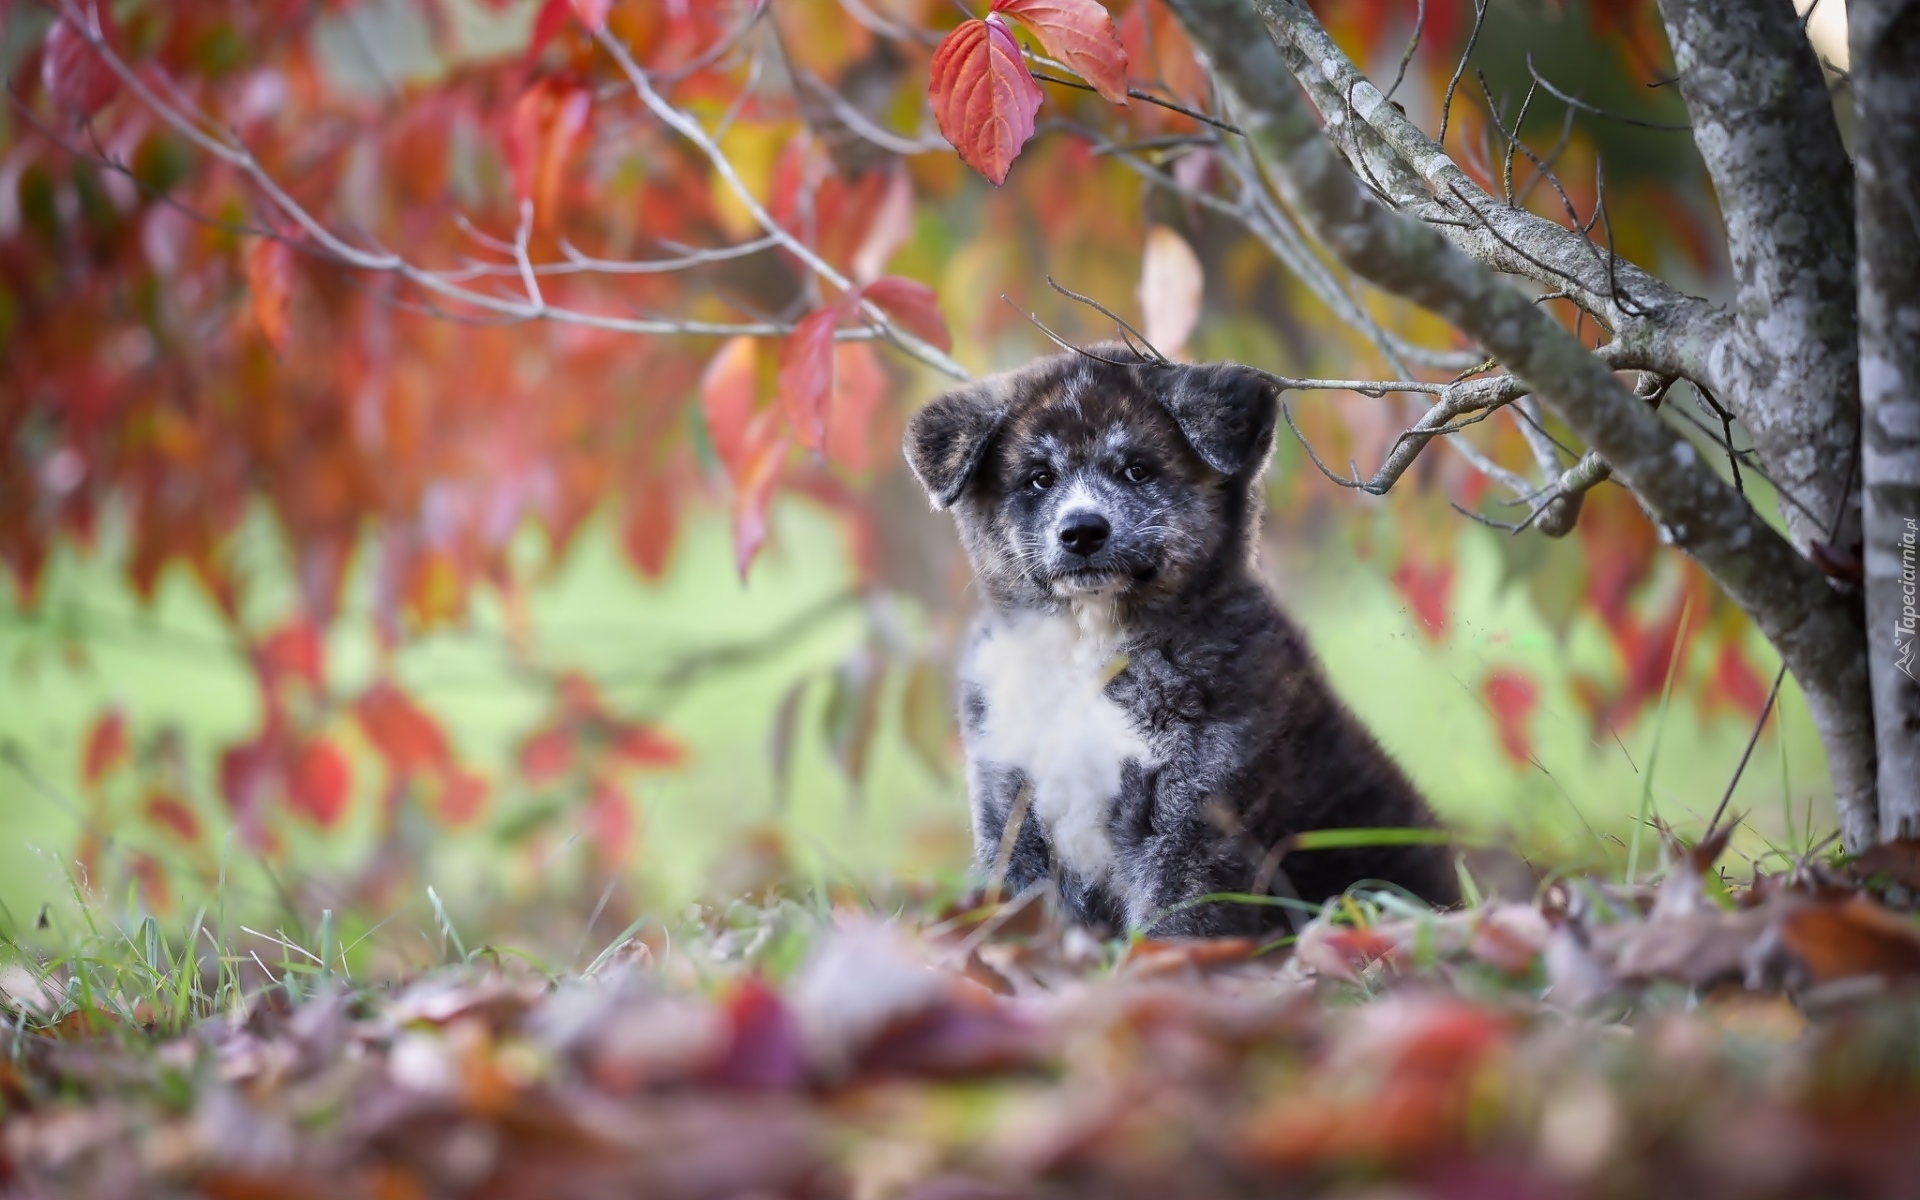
left=1854, top=0, right=1920, bottom=837
left=1654, top=0, right=1878, bottom=848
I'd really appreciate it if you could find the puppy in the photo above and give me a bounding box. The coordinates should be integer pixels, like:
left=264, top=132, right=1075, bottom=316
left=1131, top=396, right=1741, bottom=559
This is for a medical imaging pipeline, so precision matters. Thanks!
left=903, top=345, right=1458, bottom=937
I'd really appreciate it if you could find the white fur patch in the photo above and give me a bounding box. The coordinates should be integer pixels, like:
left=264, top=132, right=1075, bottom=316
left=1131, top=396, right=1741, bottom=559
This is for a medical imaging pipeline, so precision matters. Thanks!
left=962, top=606, right=1151, bottom=881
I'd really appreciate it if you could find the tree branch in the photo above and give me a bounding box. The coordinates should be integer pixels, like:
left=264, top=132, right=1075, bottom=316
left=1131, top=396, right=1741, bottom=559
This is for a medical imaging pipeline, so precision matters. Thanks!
left=1167, top=0, right=1877, bottom=849
left=58, top=1, right=973, bottom=380
left=1248, top=0, right=1731, bottom=388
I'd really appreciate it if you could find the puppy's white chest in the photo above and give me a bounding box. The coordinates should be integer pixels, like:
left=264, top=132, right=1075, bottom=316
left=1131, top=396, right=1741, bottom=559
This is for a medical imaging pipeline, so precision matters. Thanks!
left=963, top=607, right=1151, bottom=881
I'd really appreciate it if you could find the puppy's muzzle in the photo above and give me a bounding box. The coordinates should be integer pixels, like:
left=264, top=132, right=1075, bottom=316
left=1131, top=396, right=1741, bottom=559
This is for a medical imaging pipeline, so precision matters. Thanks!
left=1057, top=512, right=1111, bottom=557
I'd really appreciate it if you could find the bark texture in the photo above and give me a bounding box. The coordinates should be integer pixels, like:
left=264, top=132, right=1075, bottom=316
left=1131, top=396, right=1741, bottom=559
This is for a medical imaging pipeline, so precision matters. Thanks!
left=1854, top=0, right=1920, bottom=836
left=1165, top=0, right=1879, bottom=847
left=1656, top=0, right=1861, bottom=558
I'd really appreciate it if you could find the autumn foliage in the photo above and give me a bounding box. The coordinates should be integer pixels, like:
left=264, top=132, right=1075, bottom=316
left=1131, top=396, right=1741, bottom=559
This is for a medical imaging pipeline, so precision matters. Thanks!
left=2, top=0, right=1781, bottom=901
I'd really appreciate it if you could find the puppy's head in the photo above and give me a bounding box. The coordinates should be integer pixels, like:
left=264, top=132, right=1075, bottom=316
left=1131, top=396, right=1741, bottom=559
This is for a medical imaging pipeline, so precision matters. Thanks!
left=903, top=345, right=1278, bottom=612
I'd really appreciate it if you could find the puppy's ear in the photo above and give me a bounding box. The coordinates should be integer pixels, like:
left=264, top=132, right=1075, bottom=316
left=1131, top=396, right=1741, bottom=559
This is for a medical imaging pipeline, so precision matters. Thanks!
left=903, top=384, right=1006, bottom=509
left=1158, top=363, right=1280, bottom=478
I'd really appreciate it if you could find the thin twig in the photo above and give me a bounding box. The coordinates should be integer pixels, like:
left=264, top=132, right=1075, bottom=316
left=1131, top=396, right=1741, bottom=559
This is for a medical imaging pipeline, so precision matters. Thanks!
left=1705, top=667, right=1786, bottom=834
left=1383, top=0, right=1426, bottom=102
left=1024, top=61, right=1245, bottom=134
left=1526, top=52, right=1692, bottom=131
left=1436, top=0, right=1488, bottom=146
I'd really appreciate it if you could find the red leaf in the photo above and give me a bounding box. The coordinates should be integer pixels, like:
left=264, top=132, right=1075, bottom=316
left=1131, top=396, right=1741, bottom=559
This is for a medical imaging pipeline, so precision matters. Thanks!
left=825, top=341, right=887, bottom=474
left=706, top=976, right=808, bottom=1091
left=129, top=854, right=172, bottom=916
left=608, top=722, right=686, bottom=769
left=928, top=16, right=1044, bottom=186
left=700, top=336, right=761, bottom=481
left=859, top=276, right=952, bottom=353
left=1481, top=669, right=1539, bottom=765
left=258, top=620, right=324, bottom=691
left=991, top=0, right=1129, bottom=104
left=585, top=778, right=634, bottom=870
left=219, top=736, right=276, bottom=820
left=570, top=0, right=612, bottom=31
left=620, top=476, right=678, bottom=580
left=245, top=238, right=293, bottom=354
left=528, top=0, right=572, bottom=58
left=1116, top=1, right=1207, bottom=103
left=288, top=739, right=351, bottom=827
left=777, top=308, right=840, bottom=453
left=733, top=413, right=789, bottom=578
left=519, top=726, right=576, bottom=784
left=1705, top=640, right=1770, bottom=724
left=41, top=13, right=120, bottom=116
left=144, top=791, right=202, bottom=843
left=1391, top=558, right=1454, bottom=642
left=354, top=684, right=451, bottom=776
left=507, top=78, right=593, bottom=220
left=82, top=710, right=129, bottom=788
left=437, top=766, right=489, bottom=827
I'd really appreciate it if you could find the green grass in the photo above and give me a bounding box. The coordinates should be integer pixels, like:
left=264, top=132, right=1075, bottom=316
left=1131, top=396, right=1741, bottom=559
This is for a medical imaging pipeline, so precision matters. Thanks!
left=0, top=492, right=1837, bottom=939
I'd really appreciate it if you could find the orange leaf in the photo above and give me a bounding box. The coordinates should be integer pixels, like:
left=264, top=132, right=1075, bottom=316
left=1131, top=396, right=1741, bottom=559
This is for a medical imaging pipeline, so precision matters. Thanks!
left=288, top=739, right=352, bottom=827
left=928, top=17, right=1044, bottom=186
left=992, top=0, right=1129, bottom=104
left=41, top=13, right=121, bottom=116
left=777, top=308, right=840, bottom=453
left=860, top=276, right=952, bottom=353
left=1122, top=936, right=1259, bottom=976
left=507, top=78, right=593, bottom=220
left=82, top=709, right=129, bottom=788
left=1778, top=899, right=1920, bottom=984
left=700, top=336, right=762, bottom=481
left=245, top=238, right=293, bottom=354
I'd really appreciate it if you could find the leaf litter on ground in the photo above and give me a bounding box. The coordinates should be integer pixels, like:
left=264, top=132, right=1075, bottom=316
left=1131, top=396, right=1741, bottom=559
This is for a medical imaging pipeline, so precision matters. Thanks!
left=8, top=835, right=1920, bottom=1198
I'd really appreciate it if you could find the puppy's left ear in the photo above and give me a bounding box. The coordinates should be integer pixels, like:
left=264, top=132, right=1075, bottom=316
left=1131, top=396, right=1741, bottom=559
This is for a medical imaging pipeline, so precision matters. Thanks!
left=903, top=383, right=1007, bottom=509
left=1158, top=363, right=1280, bottom=477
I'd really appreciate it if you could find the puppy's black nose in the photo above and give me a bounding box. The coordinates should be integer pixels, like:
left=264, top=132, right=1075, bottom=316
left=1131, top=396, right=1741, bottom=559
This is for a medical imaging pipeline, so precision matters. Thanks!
left=1058, top=513, right=1110, bottom=556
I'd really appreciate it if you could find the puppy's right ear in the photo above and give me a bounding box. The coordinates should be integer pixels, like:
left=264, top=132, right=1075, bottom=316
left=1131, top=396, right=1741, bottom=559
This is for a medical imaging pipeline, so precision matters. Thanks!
left=903, top=384, right=1005, bottom=509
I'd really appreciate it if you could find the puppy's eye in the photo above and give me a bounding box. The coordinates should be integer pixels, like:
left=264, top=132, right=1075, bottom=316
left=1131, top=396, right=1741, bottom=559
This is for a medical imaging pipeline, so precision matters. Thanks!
left=1121, top=463, right=1152, bottom=484
left=1029, top=471, right=1056, bottom=491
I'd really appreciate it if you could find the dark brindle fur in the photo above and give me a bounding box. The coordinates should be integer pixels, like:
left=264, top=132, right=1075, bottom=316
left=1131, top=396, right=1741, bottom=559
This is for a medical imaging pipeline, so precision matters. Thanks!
left=904, top=345, right=1457, bottom=937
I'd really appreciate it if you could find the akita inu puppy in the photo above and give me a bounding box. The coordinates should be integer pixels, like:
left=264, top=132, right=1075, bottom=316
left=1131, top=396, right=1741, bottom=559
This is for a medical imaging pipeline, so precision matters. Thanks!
left=905, top=345, right=1457, bottom=936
